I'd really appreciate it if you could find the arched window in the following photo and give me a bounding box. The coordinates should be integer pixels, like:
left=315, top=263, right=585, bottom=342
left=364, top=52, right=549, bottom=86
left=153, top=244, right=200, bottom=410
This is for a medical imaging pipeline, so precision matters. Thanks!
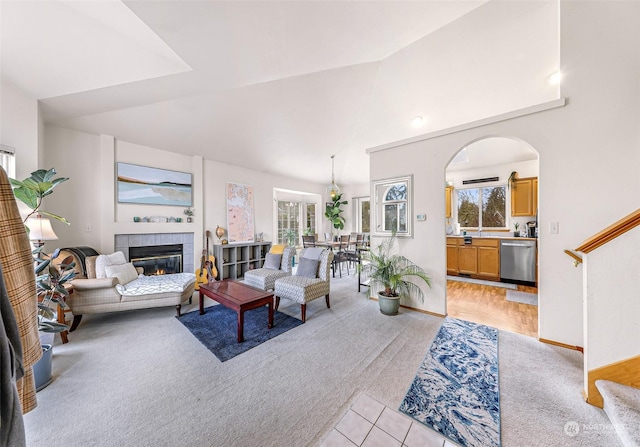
left=373, top=175, right=412, bottom=236
left=383, top=184, right=407, bottom=232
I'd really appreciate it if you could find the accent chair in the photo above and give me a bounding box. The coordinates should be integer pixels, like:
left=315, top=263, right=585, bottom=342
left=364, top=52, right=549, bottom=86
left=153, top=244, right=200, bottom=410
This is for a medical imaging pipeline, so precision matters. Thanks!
left=243, top=245, right=295, bottom=291
left=274, top=247, right=333, bottom=322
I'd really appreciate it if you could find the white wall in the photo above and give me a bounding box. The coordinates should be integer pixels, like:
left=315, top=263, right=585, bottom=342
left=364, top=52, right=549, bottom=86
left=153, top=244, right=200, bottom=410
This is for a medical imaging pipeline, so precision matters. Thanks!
left=368, top=0, right=640, bottom=346
left=43, top=126, right=102, bottom=251
left=584, top=227, right=640, bottom=373
left=43, top=125, right=328, bottom=269
left=203, top=159, right=326, bottom=245
left=0, top=78, right=39, bottom=179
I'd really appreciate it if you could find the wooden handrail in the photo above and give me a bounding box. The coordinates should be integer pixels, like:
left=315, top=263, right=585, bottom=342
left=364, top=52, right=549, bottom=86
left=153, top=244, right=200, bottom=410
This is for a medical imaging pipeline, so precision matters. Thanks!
left=576, top=208, right=640, bottom=254
left=564, top=249, right=582, bottom=266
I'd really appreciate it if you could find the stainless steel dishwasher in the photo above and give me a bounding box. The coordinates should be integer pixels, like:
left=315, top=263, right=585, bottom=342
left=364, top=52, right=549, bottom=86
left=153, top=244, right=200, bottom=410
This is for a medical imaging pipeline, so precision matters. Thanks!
left=500, top=239, right=536, bottom=284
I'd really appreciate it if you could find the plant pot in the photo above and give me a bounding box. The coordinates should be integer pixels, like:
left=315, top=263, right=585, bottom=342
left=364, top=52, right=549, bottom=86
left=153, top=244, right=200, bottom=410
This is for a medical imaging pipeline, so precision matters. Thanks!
left=187, top=217, right=193, bottom=223
left=378, top=292, right=400, bottom=315
left=34, top=344, right=53, bottom=392
left=513, top=232, right=519, bottom=237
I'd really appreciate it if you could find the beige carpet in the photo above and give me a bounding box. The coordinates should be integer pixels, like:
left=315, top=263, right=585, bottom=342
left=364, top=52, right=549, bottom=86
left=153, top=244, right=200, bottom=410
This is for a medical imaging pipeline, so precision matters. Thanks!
left=23, top=275, right=620, bottom=446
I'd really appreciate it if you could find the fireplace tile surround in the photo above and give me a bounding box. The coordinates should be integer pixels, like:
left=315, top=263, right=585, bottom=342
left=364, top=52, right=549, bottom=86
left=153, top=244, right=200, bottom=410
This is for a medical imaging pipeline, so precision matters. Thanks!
left=114, top=232, right=195, bottom=274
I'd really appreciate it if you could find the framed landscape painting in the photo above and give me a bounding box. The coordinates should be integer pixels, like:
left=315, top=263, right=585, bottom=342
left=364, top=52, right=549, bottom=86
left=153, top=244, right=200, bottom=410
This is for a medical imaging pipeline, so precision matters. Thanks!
left=116, top=162, right=193, bottom=206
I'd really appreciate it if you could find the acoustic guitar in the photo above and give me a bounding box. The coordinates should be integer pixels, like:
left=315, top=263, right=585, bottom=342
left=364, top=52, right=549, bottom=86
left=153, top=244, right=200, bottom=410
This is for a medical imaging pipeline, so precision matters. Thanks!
left=195, top=231, right=217, bottom=289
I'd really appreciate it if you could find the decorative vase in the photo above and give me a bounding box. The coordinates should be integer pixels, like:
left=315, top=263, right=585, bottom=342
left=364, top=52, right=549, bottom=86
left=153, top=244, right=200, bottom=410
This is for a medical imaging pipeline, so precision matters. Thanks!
left=378, top=292, right=400, bottom=315
left=187, top=217, right=192, bottom=223
left=34, top=344, right=53, bottom=391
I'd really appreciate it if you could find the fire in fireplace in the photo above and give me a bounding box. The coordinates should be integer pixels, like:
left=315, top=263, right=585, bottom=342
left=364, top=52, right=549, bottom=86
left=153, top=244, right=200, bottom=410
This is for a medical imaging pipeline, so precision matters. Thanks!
left=129, top=244, right=183, bottom=276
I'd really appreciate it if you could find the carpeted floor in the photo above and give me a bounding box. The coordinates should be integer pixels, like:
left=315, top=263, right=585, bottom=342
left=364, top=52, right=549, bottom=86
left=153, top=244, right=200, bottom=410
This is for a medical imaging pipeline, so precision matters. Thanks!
left=23, top=275, right=621, bottom=447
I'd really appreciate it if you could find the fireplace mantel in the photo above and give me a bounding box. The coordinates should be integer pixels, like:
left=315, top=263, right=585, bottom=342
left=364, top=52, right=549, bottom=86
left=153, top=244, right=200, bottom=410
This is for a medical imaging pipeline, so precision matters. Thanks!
left=113, top=221, right=197, bottom=235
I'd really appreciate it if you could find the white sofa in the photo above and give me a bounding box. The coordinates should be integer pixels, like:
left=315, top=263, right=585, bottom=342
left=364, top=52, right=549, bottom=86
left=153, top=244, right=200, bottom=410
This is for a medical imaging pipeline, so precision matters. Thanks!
left=67, top=251, right=195, bottom=331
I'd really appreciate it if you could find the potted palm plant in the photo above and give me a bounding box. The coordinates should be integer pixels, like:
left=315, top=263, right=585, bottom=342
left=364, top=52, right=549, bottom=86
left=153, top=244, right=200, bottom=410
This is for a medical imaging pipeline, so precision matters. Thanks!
left=359, top=232, right=432, bottom=315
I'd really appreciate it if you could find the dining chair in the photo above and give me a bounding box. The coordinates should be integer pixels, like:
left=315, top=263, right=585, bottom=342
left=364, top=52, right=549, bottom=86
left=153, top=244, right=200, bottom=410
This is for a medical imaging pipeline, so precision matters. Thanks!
left=333, top=235, right=350, bottom=278
left=302, top=235, right=316, bottom=248
left=345, top=233, right=362, bottom=269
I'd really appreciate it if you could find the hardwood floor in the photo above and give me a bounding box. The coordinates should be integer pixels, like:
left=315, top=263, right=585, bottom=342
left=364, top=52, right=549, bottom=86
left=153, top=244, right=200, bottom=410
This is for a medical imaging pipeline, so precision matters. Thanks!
left=446, top=280, right=538, bottom=338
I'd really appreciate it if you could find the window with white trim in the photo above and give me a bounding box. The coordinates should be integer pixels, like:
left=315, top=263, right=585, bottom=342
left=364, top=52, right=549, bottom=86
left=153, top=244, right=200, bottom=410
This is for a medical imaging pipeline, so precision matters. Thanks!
left=457, top=185, right=506, bottom=229
left=372, top=175, right=413, bottom=237
left=0, top=145, right=15, bottom=178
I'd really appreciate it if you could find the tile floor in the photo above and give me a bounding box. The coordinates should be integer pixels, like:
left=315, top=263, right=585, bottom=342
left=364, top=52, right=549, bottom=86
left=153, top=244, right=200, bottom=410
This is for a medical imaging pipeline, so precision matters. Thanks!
left=320, top=394, right=458, bottom=447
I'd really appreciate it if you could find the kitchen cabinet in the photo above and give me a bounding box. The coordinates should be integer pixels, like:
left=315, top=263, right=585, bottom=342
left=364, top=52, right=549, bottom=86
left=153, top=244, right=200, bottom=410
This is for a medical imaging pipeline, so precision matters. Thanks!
left=458, top=246, right=478, bottom=275
left=446, top=237, right=500, bottom=280
left=476, top=240, right=500, bottom=279
left=511, top=177, right=538, bottom=216
left=445, top=186, right=453, bottom=218
left=446, top=238, right=459, bottom=274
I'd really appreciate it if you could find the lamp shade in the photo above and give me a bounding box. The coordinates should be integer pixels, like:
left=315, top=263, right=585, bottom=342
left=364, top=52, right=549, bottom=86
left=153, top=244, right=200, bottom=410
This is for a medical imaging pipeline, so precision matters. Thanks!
left=26, top=215, right=59, bottom=243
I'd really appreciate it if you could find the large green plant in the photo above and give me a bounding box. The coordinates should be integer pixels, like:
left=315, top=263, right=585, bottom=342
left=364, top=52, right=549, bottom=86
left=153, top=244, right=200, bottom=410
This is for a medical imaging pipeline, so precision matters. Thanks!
left=11, top=168, right=73, bottom=333
left=359, top=232, right=432, bottom=300
left=10, top=168, right=69, bottom=225
left=34, top=250, right=76, bottom=333
left=324, top=193, right=348, bottom=231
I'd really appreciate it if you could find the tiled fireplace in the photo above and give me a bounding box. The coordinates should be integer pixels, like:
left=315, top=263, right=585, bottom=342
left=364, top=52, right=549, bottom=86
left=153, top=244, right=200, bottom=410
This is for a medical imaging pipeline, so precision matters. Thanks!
left=114, top=232, right=194, bottom=274
left=129, top=244, right=183, bottom=275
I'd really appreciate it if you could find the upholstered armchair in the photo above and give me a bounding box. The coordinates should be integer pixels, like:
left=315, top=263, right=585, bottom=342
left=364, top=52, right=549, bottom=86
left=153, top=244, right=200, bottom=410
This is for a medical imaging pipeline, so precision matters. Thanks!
left=273, top=247, right=333, bottom=322
left=243, top=245, right=295, bottom=291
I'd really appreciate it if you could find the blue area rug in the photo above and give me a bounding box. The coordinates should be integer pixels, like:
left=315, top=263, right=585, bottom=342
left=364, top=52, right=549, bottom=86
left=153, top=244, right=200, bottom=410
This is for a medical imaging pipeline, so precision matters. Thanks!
left=399, top=317, right=500, bottom=447
left=176, top=305, right=303, bottom=362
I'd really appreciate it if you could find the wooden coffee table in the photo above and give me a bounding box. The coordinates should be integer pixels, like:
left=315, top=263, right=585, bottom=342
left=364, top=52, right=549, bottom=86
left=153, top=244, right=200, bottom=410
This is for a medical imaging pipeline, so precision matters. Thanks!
left=198, top=280, right=274, bottom=343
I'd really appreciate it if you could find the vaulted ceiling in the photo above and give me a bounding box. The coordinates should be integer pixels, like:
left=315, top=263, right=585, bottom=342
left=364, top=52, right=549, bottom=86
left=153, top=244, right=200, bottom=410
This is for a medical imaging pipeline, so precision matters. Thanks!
left=1, top=0, right=559, bottom=186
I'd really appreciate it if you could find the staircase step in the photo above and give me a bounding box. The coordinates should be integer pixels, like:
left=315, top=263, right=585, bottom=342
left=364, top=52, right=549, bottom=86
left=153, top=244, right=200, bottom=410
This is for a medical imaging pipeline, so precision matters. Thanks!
left=595, top=380, right=640, bottom=447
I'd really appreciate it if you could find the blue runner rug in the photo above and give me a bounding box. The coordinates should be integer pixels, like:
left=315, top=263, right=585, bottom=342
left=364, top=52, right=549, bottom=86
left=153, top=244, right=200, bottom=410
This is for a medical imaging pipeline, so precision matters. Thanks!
left=399, top=317, right=500, bottom=447
left=176, top=305, right=303, bottom=362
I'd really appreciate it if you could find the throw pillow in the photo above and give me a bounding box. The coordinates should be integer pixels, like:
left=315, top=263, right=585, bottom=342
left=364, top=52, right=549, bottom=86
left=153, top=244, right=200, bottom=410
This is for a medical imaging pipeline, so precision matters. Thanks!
left=104, top=262, right=139, bottom=285
left=263, top=253, right=282, bottom=270
left=95, top=251, right=127, bottom=278
left=270, top=244, right=286, bottom=255
left=301, top=247, right=324, bottom=260
left=296, top=257, right=319, bottom=278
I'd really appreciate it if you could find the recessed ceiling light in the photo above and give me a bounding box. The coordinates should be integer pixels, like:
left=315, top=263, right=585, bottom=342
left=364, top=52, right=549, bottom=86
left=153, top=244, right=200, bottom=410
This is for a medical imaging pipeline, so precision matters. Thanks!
left=548, top=71, right=562, bottom=85
left=411, top=116, right=425, bottom=128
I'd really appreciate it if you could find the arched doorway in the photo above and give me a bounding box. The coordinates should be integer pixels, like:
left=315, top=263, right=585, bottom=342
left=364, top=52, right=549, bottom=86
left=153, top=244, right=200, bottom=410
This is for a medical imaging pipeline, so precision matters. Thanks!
left=445, top=136, right=539, bottom=337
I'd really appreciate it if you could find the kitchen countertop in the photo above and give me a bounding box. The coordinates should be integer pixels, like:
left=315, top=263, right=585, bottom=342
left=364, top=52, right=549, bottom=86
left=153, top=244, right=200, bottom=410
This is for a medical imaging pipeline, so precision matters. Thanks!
left=446, top=235, right=537, bottom=241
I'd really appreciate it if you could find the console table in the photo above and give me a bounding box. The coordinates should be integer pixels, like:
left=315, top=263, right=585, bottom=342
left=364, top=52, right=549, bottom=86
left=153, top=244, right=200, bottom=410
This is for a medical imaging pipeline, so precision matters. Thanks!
left=212, top=241, right=272, bottom=280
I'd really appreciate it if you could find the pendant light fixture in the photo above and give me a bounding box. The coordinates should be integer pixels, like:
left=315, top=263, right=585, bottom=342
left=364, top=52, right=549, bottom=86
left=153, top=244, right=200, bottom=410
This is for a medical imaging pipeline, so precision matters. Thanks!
left=326, top=154, right=341, bottom=199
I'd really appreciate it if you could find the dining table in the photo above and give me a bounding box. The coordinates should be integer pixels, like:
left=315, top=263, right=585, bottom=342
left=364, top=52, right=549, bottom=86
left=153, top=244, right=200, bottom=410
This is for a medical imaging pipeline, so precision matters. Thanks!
left=314, top=239, right=369, bottom=284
